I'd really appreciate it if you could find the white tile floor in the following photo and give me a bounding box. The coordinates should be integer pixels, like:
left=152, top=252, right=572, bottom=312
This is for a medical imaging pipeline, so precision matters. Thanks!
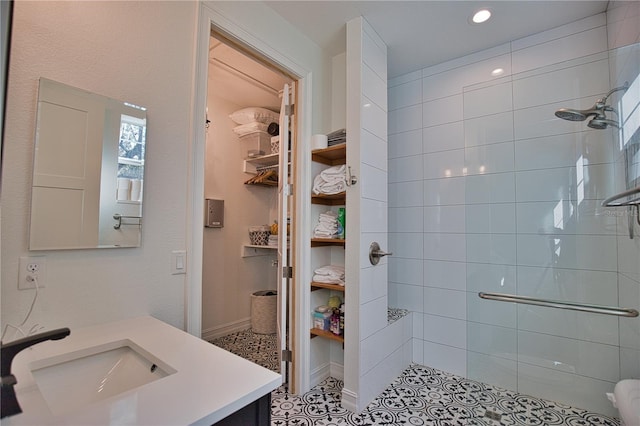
left=210, top=330, right=620, bottom=426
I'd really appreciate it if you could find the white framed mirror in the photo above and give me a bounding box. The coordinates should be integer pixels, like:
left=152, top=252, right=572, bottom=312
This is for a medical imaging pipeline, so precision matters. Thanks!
left=29, top=78, right=147, bottom=250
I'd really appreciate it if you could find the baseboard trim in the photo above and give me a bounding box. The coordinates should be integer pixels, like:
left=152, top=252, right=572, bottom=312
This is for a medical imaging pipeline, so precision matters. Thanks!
left=330, top=361, right=344, bottom=381
left=202, top=317, right=251, bottom=341
left=310, top=363, right=330, bottom=388
left=341, top=388, right=358, bottom=413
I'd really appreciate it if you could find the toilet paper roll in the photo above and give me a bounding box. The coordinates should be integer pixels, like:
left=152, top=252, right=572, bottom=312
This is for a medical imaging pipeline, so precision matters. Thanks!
left=130, top=179, right=142, bottom=201
left=311, top=134, right=328, bottom=150
left=117, top=188, right=129, bottom=201
left=117, top=178, right=131, bottom=189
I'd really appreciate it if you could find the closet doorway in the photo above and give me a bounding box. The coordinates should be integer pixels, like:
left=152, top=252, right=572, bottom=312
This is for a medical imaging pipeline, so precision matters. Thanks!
left=202, top=32, right=297, bottom=387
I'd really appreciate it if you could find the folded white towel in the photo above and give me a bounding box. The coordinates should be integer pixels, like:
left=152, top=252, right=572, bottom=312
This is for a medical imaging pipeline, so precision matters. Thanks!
left=313, top=165, right=347, bottom=195
left=313, top=265, right=345, bottom=285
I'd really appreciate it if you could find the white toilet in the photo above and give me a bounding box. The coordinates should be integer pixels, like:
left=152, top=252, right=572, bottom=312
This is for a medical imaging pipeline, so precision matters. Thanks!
left=608, top=380, right=640, bottom=426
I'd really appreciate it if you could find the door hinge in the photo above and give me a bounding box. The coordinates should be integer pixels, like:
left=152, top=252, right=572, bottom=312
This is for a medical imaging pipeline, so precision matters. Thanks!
left=285, top=183, right=293, bottom=196
left=281, top=349, right=292, bottom=362
left=285, top=104, right=294, bottom=117
left=282, top=266, right=293, bottom=278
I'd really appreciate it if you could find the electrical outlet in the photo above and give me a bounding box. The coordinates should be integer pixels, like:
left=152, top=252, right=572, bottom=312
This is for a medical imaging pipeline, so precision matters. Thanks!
left=18, top=256, right=46, bottom=290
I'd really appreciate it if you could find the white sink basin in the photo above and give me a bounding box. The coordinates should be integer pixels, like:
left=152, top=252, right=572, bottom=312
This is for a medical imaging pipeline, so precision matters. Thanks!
left=27, top=339, right=175, bottom=415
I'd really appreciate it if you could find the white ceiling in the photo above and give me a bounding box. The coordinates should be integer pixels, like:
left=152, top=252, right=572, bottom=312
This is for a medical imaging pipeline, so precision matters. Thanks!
left=264, top=1, right=609, bottom=78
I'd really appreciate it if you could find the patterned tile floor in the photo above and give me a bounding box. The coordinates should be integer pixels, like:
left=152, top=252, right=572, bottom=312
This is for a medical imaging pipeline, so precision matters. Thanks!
left=210, top=330, right=619, bottom=426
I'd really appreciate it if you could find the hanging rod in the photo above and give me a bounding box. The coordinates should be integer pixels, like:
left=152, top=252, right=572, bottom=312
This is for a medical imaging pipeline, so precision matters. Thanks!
left=478, top=292, right=638, bottom=317
left=113, top=214, right=142, bottom=230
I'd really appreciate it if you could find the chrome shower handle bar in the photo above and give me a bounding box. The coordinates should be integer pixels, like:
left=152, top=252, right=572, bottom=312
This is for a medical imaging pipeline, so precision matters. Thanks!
left=478, top=292, right=639, bottom=318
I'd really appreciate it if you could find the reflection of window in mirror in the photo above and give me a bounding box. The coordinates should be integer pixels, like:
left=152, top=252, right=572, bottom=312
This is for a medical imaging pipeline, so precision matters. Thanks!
left=118, top=114, right=146, bottom=179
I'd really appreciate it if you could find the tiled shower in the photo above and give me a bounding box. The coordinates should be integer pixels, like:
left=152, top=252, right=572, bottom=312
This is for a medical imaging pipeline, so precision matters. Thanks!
left=388, top=5, right=639, bottom=418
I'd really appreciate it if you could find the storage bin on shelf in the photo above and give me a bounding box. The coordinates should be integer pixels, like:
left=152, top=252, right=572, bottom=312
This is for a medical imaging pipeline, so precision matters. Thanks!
left=240, top=131, right=271, bottom=156
left=249, top=225, right=271, bottom=245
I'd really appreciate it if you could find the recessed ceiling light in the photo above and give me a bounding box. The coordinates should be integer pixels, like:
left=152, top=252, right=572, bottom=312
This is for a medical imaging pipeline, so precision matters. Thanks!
left=472, top=9, right=491, bottom=24
left=491, top=68, right=504, bottom=77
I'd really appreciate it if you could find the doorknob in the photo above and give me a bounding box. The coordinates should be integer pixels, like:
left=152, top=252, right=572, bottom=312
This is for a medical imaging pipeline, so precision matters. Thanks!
left=369, top=242, right=393, bottom=265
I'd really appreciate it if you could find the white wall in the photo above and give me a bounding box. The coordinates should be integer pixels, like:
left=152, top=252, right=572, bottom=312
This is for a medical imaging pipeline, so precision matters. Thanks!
left=1, top=1, right=197, bottom=337
left=389, top=12, right=638, bottom=417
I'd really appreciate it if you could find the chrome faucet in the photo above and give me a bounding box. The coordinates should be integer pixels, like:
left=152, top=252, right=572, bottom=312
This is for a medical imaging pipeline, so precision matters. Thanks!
left=1, top=328, right=70, bottom=418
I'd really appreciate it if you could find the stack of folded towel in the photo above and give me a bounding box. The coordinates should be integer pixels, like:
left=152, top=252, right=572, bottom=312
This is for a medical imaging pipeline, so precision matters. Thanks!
left=313, top=165, right=346, bottom=195
left=313, top=265, right=345, bottom=285
left=314, top=211, right=338, bottom=238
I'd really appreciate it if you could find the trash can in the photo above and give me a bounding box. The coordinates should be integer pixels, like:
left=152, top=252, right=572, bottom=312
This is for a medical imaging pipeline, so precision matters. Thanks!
left=251, top=290, right=277, bottom=334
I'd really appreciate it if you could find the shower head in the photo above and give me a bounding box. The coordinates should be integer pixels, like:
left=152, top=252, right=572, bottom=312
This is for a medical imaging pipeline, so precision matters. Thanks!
left=555, top=108, right=594, bottom=121
left=587, top=117, right=619, bottom=129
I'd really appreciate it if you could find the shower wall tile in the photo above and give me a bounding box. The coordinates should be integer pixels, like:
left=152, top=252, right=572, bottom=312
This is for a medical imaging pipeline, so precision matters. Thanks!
left=516, top=234, right=618, bottom=271
left=463, top=81, right=513, bottom=119
left=513, top=58, right=610, bottom=110
left=424, top=287, right=466, bottom=320
left=361, top=130, right=388, bottom=171
left=465, top=203, right=516, bottom=234
left=422, top=53, right=512, bottom=103
left=361, top=164, right=387, bottom=202
left=422, top=341, right=466, bottom=378
left=464, top=112, right=514, bottom=148
left=362, top=95, right=387, bottom=140
left=467, top=322, right=517, bottom=360
left=388, top=257, right=423, bottom=286
left=466, top=234, right=517, bottom=265
left=422, top=43, right=511, bottom=78
left=518, top=330, right=620, bottom=382
left=423, top=314, right=467, bottom=349
left=513, top=96, right=605, bottom=140
left=422, top=121, right=464, bottom=153
left=360, top=295, right=388, bottom=340
left=362, top=27, right=387, bottom=81
left=389, top=180, right=423, bottom=208
left=422, top=94, right=463, bottom=127
left=465, top=173, right=516, bottom=204
left=389, top=282, right=424, bottom=312
left=620, top=347, right=640, bottom=379
left=517, top=304, right=619, bottom=346
left=466, top=263, right=516, bottom=294
left=423, top=177, right=465, bottom=206
left=516, top=200, right=618, bottom=236
left=388, top=78, right=421, bottom=110
left=389, top=129, right=422, bottom=159
left=423, top=205, right=466, bottom=234
left=464, top=141, right=515, bottom=175
left=389, top=231, right=423, bottom=258
left=515, top=131, right=615, bottom=172
left=424, top=259, right=467, bottom=291
left=517, top=363, right=617, bottom=418
left=607, top=0, right=640, bottom=49
left=423, top=233, right=466, bottom=262
left=467, top=352, right=518, bottom=391
left=389, top=69, right=421, bottom=88
left=389, top=206, right=423, bottom=232
left=412, top=338, right=424, bottom=365
left=423, top=149, right=465, bottom=179
left=619, top=274, right=640, bottom=350
left=361, top=198, right=387, bottom=233
left=617, top=236, right=640, bottom=282
left=389, top=104, right=422, bottom=134
left=467, top=292, right=516, bottom=328
left=511, top=13, right=605, bottom=52
left=389, top=155, right=423, bottom=183
left=360, top=264, right=387, bottom=305
left=511, top=19, right=608, bottom=74
left=363, top=64, right=387, bottom=112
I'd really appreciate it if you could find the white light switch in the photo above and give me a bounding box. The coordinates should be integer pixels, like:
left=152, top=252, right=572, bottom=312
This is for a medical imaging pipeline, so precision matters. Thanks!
left=171, top=250, right=187, bottom=275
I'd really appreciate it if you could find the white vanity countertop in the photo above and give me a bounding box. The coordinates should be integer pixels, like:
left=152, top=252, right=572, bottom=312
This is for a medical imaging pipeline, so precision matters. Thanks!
left=4, top=316, right=282, bottom=425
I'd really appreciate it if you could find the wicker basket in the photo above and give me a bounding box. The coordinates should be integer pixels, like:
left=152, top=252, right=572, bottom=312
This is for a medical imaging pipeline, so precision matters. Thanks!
left=249, top=226, right=270, bottom=245
left=251, top=290, right=277, bottom=334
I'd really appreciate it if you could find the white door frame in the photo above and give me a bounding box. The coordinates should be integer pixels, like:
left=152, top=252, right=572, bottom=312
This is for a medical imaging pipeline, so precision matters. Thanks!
left=186, top=2, right=313, bottom=393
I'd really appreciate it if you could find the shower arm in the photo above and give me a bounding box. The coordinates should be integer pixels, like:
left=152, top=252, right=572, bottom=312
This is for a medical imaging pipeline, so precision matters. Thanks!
left=602, top=83, right=629, bottom=104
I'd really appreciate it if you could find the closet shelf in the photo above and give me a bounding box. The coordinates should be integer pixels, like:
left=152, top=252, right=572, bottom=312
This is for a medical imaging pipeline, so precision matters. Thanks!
left=311, top=282, right=345, bottom=292
left=310, top=328, right=344, bottom=343
left=311, top=238, right=345, bottom=247
left=311, top=192, right=346, bottom=205
left=242, top=245, right=278, bottom=257
left=243, top=152, right=290, bottom=174
left=312, top=144, right=346, bottom=166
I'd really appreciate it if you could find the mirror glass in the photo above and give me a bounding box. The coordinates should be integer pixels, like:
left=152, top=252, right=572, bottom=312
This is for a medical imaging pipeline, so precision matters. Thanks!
left=29, top=78, right=146, bottom=250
